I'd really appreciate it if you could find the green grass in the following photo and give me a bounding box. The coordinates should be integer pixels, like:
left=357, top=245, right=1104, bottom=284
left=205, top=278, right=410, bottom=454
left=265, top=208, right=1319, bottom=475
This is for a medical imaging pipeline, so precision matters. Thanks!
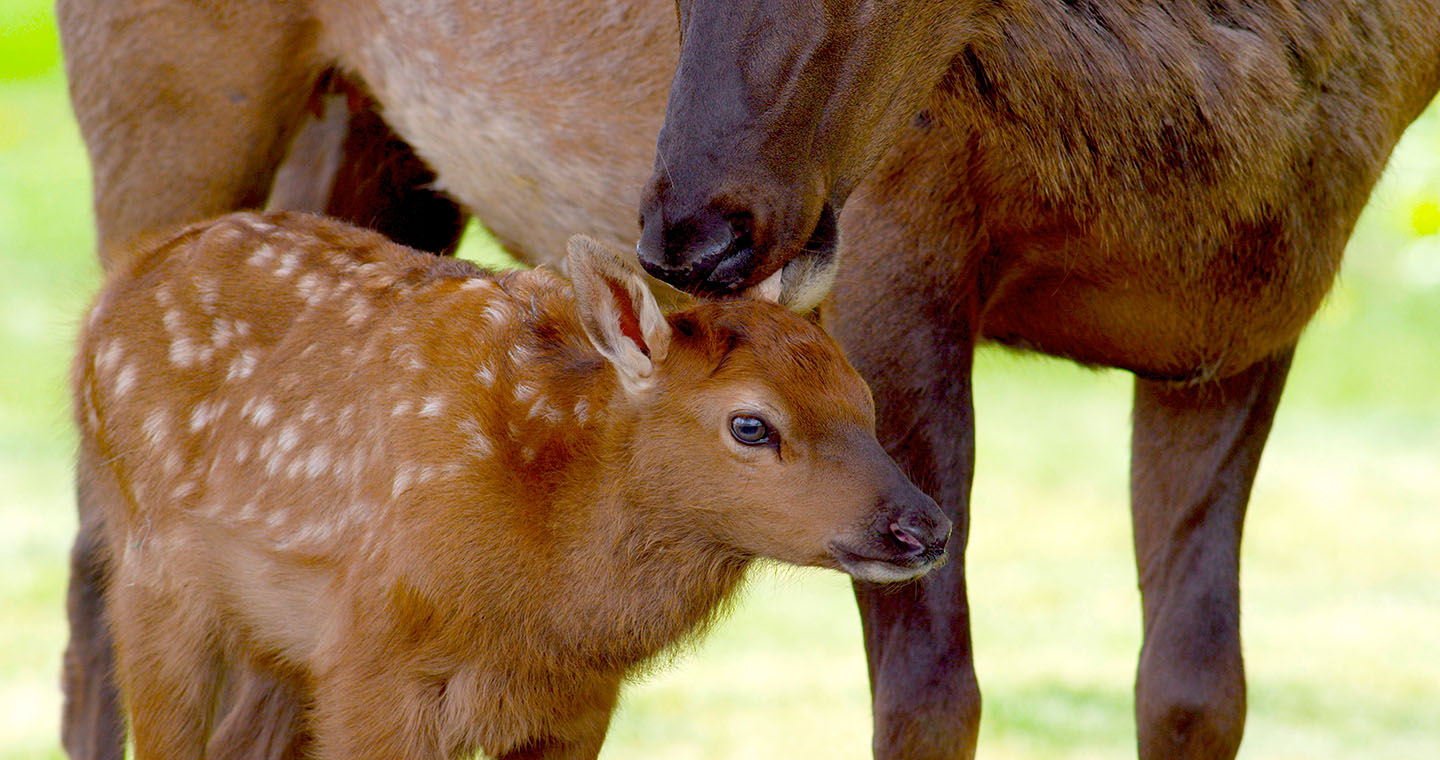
left=2, top=5, right=1438, bottom=759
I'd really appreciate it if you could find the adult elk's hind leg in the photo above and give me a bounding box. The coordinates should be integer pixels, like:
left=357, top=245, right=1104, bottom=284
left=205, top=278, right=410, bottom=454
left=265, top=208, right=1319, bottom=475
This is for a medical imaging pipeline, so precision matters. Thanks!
left=206, top=664, right=311, bottom=760
left=61, top=462, right=123, bottom=760
left=1130, top=347, right=1295, bottom=759
left=58, top=3, right=321, bottom=755
left=56, top=0, right=322, bottom=263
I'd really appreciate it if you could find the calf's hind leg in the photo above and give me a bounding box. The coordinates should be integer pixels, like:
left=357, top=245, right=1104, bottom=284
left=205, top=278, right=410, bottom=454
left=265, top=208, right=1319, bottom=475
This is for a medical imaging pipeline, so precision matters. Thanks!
left=107, top=571, right=223, bottom=759
left=1130, top=347, right=1295, bottom=759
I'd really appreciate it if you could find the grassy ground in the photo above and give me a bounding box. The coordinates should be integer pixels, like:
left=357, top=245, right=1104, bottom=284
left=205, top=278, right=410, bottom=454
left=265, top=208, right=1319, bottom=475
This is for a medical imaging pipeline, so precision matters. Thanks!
left=2, top=5, right=1437, bottom=759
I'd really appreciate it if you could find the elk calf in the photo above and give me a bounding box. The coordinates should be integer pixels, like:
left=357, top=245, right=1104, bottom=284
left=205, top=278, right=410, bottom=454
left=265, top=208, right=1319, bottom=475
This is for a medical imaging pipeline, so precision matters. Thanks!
left=73, top=211, right=950, bottom=759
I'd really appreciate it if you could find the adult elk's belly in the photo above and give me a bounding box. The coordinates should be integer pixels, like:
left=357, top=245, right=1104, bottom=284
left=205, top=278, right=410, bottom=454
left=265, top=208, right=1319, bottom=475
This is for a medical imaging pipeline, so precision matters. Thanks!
left=978, top=233, right=1339, bottom=382
left=314, top=0, right=675, bottom=264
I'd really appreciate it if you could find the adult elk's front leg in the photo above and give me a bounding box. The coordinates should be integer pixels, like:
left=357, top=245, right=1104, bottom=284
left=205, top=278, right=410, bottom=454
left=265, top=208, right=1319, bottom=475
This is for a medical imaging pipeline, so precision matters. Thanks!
left=1130, top=347, right=1295, bottom=759
left=828, top=127, right=985, bottom=760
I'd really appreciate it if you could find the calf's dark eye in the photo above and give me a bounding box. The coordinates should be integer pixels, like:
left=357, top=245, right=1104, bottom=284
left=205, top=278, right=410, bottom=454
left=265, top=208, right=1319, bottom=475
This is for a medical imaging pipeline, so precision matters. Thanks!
left=729, top=414, right=771, bottom=445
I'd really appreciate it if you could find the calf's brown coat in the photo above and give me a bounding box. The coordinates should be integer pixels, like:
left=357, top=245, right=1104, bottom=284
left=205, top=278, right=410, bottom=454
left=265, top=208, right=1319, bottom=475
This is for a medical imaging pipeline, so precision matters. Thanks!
left=74, top=212, right=948, bottom=759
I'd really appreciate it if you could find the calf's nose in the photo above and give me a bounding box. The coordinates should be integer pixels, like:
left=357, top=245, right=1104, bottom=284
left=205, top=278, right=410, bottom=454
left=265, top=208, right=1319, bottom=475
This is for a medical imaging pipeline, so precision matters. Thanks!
left=888, top=501, right=952, bottom=559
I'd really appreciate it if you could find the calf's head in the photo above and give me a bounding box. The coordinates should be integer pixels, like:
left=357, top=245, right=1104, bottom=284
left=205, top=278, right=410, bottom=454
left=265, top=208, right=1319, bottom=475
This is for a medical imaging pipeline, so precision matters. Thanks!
left=571, top=236, right=950, bottom=582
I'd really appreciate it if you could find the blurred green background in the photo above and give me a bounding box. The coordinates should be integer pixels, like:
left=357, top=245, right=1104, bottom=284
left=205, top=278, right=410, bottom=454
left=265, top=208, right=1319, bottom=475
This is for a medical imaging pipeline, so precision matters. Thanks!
left=2, top=3, right=1436, bottom=758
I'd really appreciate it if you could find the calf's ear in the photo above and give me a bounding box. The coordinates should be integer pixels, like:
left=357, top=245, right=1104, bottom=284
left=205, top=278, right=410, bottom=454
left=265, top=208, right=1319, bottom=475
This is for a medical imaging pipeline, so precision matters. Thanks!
left=567, top=235, right=672, bottom=392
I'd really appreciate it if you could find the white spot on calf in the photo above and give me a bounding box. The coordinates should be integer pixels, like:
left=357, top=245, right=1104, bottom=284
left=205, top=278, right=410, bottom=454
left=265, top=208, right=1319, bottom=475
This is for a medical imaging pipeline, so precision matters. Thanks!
left=278, top=521, right=338, bottom=552
left=474, top=361, right=496, bottom=387
left=460, top=418, right=493, bottom=459
left=246, top=244, right=276, bottom=268
left=265, top=509, right=289, bottom=532
left=390, top=343, right=425, bottom=372
left=333, top=448, right=366, bottom=487
left=296, top=273, right=330, bottom=307
left=95, top=339, right=124, bottom=376
left=356, top=262, right=398, bottom=289
left=162, top=451, right=182, bottom=476
left=195, top=276, right=220, bottom=314
left=169, top=336, right=200, bottom=368
left=154, top=283, right=174, bottom=307
left=114, top=364, right=137, bottom=399
left=513, top=382, right=539, bottom=403
left=573, top=397, right=591, bottom=424
left=228, top=349, right=259, bottom=382
left=344, top=293, right=374, bottom=326
left=143, top=408, right=169, bottom=445
left=274, top=252, right=301, bottom=278
left=528, top=398, right=562, bottom=424
left=277, top=424, right=300, bottom=454
left=460, top=278, right=492, bottom=291
left=303, top=446, right=332, bottom=480
left=171, top=480, right=198, bottom=500
left=336, top=404, right=356, bottom=436
left=481, top=301, right=512, bottom=326
left=419, top=395, right=445, bottom=417
left=210, top=318, right=236, bottom=350
left=392, top=463, right=418, bottom=499
left=244, top=217, right=279, bottom=234
left=244, top=397, right=276, bottom=427
left=391, top=400, right=414, bottom=417
left=188, top=400, right=226, bottom=433
left=301, top=399, right=325, bottom=424
left=237, top=501, right=261, bottom=522
left=506, top=343, right=533, bottom=367
left=162, top=309, right=184, bottom=335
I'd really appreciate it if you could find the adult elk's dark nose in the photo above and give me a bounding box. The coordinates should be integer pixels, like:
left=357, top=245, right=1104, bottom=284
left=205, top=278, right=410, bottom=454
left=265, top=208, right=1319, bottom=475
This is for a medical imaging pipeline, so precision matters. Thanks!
left=637, top=195, right=758, bottom=295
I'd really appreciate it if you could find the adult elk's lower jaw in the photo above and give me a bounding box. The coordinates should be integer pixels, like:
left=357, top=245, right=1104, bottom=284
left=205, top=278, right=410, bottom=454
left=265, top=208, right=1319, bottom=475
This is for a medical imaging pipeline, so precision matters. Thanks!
left=637, top=0, right=974, bottom=312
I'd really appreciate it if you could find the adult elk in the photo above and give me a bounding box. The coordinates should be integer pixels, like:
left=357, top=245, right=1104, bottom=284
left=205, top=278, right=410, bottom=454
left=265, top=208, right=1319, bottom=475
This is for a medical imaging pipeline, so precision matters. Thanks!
left=58, top=0, right=1440, bottom=759
left=75, top=212, right=948, bottom=759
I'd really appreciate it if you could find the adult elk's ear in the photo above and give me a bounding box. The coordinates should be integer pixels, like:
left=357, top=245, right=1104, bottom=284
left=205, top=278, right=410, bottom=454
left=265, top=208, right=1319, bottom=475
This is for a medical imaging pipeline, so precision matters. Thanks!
left=567, top=235, right=672, bottom=393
